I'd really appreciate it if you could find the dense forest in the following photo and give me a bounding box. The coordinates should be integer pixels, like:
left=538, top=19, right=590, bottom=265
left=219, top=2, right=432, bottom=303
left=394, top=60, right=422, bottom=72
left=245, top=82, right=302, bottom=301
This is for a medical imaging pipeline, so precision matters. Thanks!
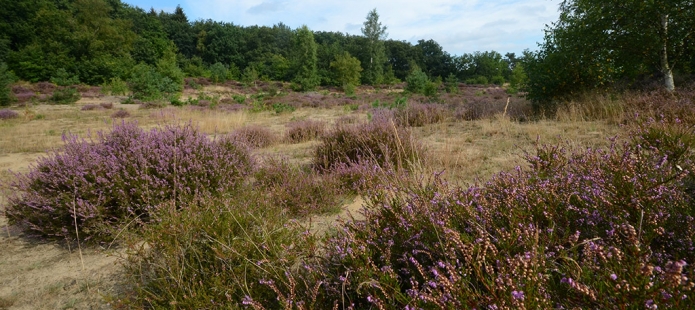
left=0, top=0, right=522, bottom=93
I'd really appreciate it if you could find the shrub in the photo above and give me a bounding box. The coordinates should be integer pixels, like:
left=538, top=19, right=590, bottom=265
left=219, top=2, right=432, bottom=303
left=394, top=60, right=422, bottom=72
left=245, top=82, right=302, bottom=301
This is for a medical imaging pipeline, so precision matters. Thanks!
left=128, top=63, right=179, bottom=101
left=102, top=77, right=129, bottom=96
left=209, top=62, right=228, bottom=84
left=475, top=76, right=489, bottom=85
left=50, top=68, right=79, bottom=86
left=271, top=102, right=295, bottom=114
left=314, top=114, right=423, bottom=171
left=50, top=87, right=81, bottom=104
left=228, top=125, right=277, bottom=148
left=491, top=75, right=506, bottom=85
left=111, top=109, right=130, bottom=118
left=5, top=122, right=253, bottom=241
left=117, top=194, right=318, bottom=309
left=406, top=68, right=429, bottom=94
left=247, top=120, right=695, bottom=309
left=255, top=156, right=344, bottom=216
left=80, top=104, right=100, bottom=111
left=99, top=102, right=113, bottom=109
left=392, top=102, right=448, bottom=127
left=285, top=120, right=326, bottom=143
left=0, top=109, right=19, bottom=120
left=0, top=62, right=17, bottom=106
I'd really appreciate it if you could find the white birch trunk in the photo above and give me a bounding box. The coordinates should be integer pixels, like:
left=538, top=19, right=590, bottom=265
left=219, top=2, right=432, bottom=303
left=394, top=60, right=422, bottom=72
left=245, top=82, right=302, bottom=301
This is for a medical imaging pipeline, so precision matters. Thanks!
left=661, top=14, right=675, bottom=92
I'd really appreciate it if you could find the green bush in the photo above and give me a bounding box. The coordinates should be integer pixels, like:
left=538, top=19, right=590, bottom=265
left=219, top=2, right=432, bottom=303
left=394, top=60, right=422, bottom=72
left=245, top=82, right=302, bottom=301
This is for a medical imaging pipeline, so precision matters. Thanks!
left=128, top=63, right=179, bottom=101
left=102, top=77, right=129, bottom=96
left=0, top=63, right=17, bottom=106
left=50, top=87, right=81, bottom=104
left=475, top=75, right=489, bottom=85
left=50, top=68, right=79, bottom=86
left=491, top=75, right=505, bottom=85
left=209, top=62, right=228, bottom=84
left=405, top=68, right=429, bottom=94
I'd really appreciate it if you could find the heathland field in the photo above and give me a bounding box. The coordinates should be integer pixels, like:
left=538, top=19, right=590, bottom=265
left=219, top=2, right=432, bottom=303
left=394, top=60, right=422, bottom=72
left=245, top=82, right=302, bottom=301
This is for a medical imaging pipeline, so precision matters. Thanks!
left=1, top=81, right=693, bottom=309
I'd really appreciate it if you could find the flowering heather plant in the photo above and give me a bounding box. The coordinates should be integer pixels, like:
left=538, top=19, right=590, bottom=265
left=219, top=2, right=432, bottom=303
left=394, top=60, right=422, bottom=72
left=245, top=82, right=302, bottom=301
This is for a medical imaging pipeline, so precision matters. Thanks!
left=5, top=122, right=253, bottom=241
left=111, top=109, right=130, bottom=118
left=80, top=104, right=100, bottom=111
left=228, top=125, right=278, bottom=149
left=314, top=113, right=423, bottom=171
left=0, top=109, right=19, bottom=120
left=285, top=120, right=325, bottom=143
left=232, top=119, right=695, bottom=309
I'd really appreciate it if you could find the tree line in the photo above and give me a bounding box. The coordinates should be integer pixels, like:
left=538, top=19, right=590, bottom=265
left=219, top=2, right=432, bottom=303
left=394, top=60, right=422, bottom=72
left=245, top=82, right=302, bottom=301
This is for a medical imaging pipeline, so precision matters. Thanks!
left=0, top=0, right=522, bottom=95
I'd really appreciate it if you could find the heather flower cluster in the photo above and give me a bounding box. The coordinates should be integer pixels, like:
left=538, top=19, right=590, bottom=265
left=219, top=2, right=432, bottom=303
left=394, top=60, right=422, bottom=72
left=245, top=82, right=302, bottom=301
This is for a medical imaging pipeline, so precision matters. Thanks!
left=5, top=122, right=252, bottom=241
left=241, top=118, right=694, bottom=309
left=0, top=109, right=19, bottom=120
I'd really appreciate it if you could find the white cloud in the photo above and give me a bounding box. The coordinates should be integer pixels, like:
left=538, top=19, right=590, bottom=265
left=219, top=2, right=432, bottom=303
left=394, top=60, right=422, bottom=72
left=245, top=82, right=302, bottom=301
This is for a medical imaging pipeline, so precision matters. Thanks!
left=165, top=0, right=561, bottom=55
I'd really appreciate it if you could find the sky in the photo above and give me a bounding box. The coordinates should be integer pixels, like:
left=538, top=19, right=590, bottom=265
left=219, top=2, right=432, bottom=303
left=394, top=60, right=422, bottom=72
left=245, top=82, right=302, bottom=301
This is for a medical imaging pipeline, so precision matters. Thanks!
left=124, top=0, right=561, bottom=56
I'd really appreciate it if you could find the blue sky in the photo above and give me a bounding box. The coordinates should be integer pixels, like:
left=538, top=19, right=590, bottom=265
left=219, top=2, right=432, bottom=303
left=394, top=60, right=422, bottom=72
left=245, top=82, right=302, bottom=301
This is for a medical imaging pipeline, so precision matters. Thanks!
left=123, top=0, right=561, bottom=56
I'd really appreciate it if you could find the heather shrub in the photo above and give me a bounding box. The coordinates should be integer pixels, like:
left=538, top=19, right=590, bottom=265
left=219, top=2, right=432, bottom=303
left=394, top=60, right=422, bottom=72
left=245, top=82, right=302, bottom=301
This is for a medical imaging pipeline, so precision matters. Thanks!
left=99, top=102, right=113, bottom=109
left=255, top=156, right=344, bottom=216
left=5, top=122, right=253, bottom=241
left=244, top=120, right=695, bottom=309
left=80, top=104, right=100, bottom=111
left=285, top=120, right=325, bottom=143
left=314, top=113, right=423, bottom=171
left=111, top=109, right=130, bottom=118
left=0, top=109, right=19, bottom=120
left=228, top=125, right=278, bottom=148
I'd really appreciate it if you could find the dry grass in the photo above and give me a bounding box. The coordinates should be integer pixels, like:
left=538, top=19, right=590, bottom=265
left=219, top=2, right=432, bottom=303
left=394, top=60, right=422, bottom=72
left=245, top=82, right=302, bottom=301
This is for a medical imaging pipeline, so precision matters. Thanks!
left=0, top=84, right=632, bottom=309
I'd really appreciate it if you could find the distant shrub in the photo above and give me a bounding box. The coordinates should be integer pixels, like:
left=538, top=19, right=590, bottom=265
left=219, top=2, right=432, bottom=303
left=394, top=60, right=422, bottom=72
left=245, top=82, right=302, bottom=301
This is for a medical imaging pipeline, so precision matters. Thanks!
left=111, top=109, right=130, bottom=118
left=405, top=68, right=429, bottom=94
left=255, top=156, right=344, bottom=216
left=393, top=102, right=448, bottom=127
left=50, top=68, right=79, bottom=86
left=5, top=122, right=253, bottom=241
left=50, top=87, right=81, bottom=104
left=272, top=102, right=295, bottom=114
left=314, top=114, right=422, bottom=171
left=209, top=62, right=228, bottom=84
left=0, top=109, right=19, bottom=120
left=0, top=63, right=17, bottom=106
left=285, top=120, right=325, bottom=143
left=99, top=102, right=113, bottom=109
left=475, top=76, right=489, bottom=85
left=228, top=125, right=277, bottom=148
left=232, top=94, right=246, bottom=104
left=80, top=104, right=100, bottom=111
left=491, top=75, right=506, bottom=85
left=102, top=77, right=129, bottom=96
left=445, top=73, right=459, bottom=94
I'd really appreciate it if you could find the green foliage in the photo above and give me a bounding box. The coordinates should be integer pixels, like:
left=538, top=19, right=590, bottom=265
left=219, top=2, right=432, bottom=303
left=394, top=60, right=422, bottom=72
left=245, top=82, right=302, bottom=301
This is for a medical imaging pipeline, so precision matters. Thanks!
left=491, top=75, right=505, bottom=85
left=50, top=68, right=79, bottom=86
left=50, top=87, right=81, bottom=104
left=242, top=66, right=259, bottom=87
left=209, top=62, right=228, bottom=84
left=475, top=76, right=489, bottom=85
left=444, top=73, right=459, bottom=93
left=271, top=102, right=295, bottom=114
left=330, top=51, right=362, bottom=89
left=361, top=9, right=388, bottom=85
left=405, top=67, right=429, bottom=94
left=0, top=63, right=17, bottom=106
left=291, top=26, right=319, bottom=91
left=128, top=63, right=179, bottom=101
left=102, top=77, right=129, bottom=96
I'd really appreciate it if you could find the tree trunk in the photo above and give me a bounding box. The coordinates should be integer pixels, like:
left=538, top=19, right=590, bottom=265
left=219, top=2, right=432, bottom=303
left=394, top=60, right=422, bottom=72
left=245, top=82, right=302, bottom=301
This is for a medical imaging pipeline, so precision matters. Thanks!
left=661, top=14, right=675, bottom=92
